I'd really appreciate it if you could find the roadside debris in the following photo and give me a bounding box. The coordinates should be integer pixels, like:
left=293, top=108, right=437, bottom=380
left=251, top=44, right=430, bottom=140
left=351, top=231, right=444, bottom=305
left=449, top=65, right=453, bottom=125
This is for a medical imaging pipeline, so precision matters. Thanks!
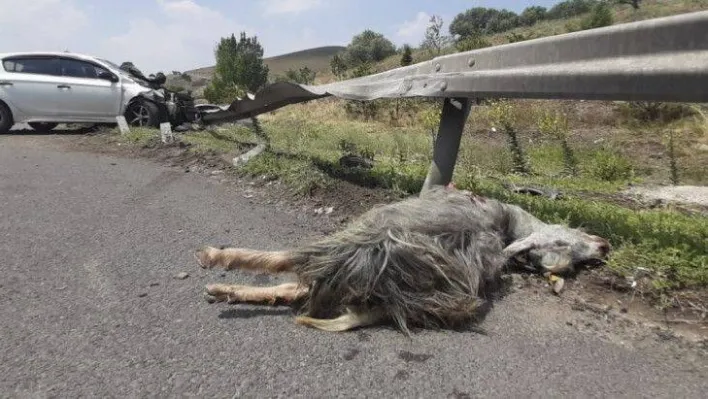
left=314, top=206, right=334, bottom=215
left=175, top=272, right=190, bottom=280
left=233, top=144, right=267, bottom=167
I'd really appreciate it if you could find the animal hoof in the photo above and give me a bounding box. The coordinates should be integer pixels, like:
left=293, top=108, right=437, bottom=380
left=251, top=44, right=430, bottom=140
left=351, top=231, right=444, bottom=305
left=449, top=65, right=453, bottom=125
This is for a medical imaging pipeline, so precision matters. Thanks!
left=195, top=247, right=216, bottom=269
left=204, top=293, right=219, bottom=303
left=550, top=275, right=565, bottom=295
left=205, top=283, right=242, bottom=303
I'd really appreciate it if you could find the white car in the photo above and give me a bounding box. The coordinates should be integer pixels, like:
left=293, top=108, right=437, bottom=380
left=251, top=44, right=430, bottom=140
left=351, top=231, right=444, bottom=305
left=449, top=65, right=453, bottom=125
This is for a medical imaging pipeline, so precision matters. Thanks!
left=0, top=51, right=194, bottom=134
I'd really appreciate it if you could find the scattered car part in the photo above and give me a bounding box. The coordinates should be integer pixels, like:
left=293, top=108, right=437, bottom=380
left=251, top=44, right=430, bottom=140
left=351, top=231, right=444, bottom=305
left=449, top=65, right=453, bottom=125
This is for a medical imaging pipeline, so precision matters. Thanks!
left=28, top=122, right=58, bottom=132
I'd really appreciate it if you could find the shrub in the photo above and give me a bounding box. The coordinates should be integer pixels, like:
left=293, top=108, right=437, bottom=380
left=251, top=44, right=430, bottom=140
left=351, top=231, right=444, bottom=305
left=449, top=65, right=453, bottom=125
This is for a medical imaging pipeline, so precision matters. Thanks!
left=537, top=110, right=578, bottom=176
left=619, top=102, right=696, bottom=124
left=455, top=35, right=492, bottom=52
left=489, top=100, right=531, bottom=174
left=579, top=2, right=614, bottom=30
left=400, top=44, right=413, bottom=66
left=588, top=149, right=634, bottom=181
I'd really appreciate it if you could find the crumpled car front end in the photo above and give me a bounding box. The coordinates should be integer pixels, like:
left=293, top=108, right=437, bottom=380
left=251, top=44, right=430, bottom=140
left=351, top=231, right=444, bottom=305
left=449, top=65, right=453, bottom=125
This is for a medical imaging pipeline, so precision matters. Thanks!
left=112, top=61, right=201, bottom=127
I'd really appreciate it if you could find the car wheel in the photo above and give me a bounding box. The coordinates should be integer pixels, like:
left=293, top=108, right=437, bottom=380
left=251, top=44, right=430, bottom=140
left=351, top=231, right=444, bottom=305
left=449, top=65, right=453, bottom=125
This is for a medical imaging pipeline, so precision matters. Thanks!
left=28, top=122, right=59, bottom=132
left=124, top=100, right=161, bottom=128
left=0, top=102, right=13, bottom=134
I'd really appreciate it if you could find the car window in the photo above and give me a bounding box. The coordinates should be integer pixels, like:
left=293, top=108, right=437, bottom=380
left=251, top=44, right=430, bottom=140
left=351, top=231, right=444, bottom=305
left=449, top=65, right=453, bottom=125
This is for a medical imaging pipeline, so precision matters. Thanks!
left=2, top=57, right=60, bottom=75
left=59, top=58, right=110, bottom=79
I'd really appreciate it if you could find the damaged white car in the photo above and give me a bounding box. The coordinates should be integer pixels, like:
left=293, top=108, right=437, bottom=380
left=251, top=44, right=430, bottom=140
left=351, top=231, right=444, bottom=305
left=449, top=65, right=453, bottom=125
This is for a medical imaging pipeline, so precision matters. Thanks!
left=0, top=51, right=201, bottom=134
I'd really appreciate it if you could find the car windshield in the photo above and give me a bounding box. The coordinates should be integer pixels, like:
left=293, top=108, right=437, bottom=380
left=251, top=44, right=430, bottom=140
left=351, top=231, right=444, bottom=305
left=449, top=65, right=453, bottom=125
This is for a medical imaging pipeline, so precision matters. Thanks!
left=97, top=58, right=121, bottom=70
left=97, top=58, right=142, bottom=80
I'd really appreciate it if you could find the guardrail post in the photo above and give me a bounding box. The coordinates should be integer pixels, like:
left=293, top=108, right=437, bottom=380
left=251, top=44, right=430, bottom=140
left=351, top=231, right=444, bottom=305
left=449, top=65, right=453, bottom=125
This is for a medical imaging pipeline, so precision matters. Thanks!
left=421, top=97, right=472, bottom=193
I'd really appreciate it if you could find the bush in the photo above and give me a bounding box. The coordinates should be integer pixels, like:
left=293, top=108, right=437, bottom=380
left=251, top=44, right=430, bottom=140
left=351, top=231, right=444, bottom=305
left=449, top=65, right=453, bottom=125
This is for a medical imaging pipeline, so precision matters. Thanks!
left=455, top=35, right=492, bottom=52
left=343, top=30, right=397, bottom=67
left=489, top=100, right=531, bottom=174
left=618, top=102, right=696, bottom=124
left=449, top=7, right=521, bottom=37
left=537, top=110, right=578, bottom=176
left=588, top=149, right=634, bottom=181
left=547, top=0, right=599, bottom=19
left=579, top=2, right=614, bottom=30
left=205, top=32, right=269, bottom=103
left=400, top=44, right=413, bottom=66
left=507, top=32, right=535, bottom=43
left=520, top=6, right=548, bottom=26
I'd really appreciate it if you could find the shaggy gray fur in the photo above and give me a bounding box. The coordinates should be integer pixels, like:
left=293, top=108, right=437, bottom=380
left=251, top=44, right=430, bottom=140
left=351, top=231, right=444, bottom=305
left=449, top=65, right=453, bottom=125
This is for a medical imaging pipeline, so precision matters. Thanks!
left=288, top=185, right=610, bottom=335
left=290, top=187, right=513, bottom=334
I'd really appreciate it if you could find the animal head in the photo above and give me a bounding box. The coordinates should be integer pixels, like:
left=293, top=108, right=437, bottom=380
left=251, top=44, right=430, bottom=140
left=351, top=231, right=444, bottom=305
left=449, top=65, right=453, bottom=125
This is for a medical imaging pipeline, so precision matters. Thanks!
left=503, top=224, right=611, bottom=275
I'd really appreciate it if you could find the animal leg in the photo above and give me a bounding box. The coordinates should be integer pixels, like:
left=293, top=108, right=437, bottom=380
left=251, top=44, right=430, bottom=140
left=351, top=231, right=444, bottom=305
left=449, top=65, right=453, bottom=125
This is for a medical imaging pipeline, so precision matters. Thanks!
left=195, top=246, right=294, bottom=273
left=204, top=282, right=308, bottom=305
left=295, top=308, right=386, bottom=332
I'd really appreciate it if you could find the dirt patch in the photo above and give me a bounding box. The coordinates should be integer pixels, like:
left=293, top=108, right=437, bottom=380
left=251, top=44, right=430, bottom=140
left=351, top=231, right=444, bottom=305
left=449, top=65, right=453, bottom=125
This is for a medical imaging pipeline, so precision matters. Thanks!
left=59, top=130, right=255, bottom=174
left=574, top=189, right=708, bottom=216
left=624, top=185, right=708, bottom=208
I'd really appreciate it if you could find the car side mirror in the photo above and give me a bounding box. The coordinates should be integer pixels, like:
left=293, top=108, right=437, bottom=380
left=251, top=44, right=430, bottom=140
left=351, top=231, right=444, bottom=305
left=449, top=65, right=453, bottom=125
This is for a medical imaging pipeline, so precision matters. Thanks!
left=98, top=71, right=119, bottom=83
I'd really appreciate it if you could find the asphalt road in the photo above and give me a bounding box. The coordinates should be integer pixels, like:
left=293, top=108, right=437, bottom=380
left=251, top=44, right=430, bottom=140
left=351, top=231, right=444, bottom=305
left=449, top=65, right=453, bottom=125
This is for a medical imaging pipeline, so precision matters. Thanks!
left=1, top=134, right=706, bottom=398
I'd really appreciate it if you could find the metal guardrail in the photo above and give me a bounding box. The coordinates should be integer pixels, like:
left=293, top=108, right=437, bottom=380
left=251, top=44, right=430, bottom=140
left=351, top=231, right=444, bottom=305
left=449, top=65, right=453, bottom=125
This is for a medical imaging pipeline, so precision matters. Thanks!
left=202, top=10, right=708, bottom=192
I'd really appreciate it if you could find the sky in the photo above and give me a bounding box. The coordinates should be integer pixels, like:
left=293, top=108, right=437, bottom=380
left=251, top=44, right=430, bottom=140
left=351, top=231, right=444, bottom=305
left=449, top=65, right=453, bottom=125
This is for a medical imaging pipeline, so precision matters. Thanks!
left=0, top=0, right=563, bottom=74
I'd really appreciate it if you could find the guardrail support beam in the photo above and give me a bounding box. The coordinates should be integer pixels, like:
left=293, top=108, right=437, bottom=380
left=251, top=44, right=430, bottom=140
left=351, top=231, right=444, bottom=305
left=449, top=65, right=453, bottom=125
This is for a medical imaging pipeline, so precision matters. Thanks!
left=421, top=97, right=472, bottom=193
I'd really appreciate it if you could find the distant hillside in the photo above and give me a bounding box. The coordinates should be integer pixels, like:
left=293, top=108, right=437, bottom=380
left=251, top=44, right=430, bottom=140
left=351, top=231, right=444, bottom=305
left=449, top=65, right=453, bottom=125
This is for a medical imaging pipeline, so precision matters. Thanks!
left=166, top=45, right=345, bottom=98
left=264, top=46, right=345, bottom=76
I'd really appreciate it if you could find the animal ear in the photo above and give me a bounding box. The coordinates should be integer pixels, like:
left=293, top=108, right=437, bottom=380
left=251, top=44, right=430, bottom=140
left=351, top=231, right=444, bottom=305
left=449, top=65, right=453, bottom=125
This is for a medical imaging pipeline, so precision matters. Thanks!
left=502, top=235, right=539, bottom=258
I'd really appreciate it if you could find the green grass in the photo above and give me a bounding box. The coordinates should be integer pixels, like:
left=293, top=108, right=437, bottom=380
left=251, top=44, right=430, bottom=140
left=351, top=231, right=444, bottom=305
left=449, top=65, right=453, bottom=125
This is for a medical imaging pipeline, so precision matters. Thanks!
left=119, top=127, right=160, bottom=147
left=252, top=105, right=707, bottom=299
left=180, top=126, right=254, bottom=154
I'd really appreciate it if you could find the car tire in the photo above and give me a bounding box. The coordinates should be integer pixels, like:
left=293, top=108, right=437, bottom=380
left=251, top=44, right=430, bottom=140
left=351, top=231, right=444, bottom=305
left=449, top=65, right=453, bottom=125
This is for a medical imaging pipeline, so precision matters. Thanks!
left=0, top=102, right=13, bottom=134
left=124, top=100, right=161, bottom=128
left=29, top=122, right=59, bottom=132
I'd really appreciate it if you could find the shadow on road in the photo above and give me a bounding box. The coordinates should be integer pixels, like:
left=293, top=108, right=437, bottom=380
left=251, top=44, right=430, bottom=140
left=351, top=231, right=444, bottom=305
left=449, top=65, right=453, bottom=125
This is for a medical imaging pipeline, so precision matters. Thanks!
left=4, top=123, right=112, bottom=136
left=217, top=307, right=294, bottom=320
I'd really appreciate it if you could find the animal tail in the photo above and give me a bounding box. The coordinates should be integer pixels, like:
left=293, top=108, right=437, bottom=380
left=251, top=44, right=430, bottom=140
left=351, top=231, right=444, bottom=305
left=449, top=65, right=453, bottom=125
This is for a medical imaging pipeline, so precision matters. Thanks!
left=295, top=308, right=385, bottom=332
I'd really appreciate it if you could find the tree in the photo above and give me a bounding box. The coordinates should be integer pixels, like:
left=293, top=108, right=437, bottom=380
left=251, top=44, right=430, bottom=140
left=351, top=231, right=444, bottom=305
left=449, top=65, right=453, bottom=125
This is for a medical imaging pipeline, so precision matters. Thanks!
left=204, top=32, right=269, bottom=103
left=520, top=6, right=547, bottom=26
left=547, top=0, right=598, bottom=20
left=449, top=7, right=520, bottom=38
left=282, top=66, right=316, bottom=85
left=617, top=0, right=641, bottom=9
left=330, top=54, right=348, bottom=79
left=450, top=7, right=495, bottom=38
left=485, top=9, right=520, bottom=33
left=343, top=30, right=397, bottom=67
left=400, top=44, right=413, bottom=66
left=421, top=15, right=450, bottom=56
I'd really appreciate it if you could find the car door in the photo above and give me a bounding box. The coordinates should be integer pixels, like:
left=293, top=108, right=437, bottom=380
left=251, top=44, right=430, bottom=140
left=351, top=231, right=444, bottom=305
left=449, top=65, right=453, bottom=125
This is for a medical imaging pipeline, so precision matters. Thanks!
left=56, top=57, right=122, bottom=120
left=0, top=56, right=65, bottom=119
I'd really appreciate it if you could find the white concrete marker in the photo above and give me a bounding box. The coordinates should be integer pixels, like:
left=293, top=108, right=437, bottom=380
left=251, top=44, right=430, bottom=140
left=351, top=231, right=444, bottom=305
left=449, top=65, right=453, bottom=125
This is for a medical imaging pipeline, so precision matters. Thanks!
left=160, top=122, right=175, bottom=144
left=116, top=116, right=130, bottom=134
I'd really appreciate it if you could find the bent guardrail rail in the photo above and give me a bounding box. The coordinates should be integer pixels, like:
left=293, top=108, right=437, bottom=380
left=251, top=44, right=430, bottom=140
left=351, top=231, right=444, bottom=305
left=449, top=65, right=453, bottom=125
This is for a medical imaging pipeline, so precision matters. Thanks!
left=202, top=10, right=708, bottom=192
